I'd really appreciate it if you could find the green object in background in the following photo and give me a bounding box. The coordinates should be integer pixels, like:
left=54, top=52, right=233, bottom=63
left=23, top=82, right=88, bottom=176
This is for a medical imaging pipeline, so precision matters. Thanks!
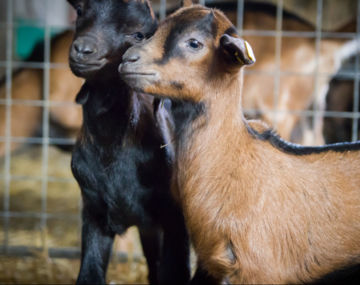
left=15, top=20, right=63, bottom=60
left=16, top=24, right=44, bottom=59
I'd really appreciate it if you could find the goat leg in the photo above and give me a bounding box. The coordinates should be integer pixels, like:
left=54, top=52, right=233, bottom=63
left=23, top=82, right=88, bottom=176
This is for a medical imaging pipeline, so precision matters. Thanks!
left=139, top=226, right=162, bottom=284
left=159, top=209, right=192, bottom=285
left=76, top=205, right=115, bottom=285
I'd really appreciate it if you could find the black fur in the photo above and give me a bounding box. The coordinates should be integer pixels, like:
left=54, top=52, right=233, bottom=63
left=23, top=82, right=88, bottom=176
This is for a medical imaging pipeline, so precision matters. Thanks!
left=224, top=26, right=239, bottom=37
left=246, top=122, right=360, bottom=155
left=68, top=0, right=157, bottom=79
left=312, top=263, right=360, bottom=285
left=68, top=1, right=190, bottom=284
left=171, top=81, right=185, bottom=90
left=170, top=99, right=206, bottom=147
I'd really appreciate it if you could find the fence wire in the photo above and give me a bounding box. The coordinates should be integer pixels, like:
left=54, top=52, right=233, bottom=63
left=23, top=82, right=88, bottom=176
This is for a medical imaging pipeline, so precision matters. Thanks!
left=0, top=0, right=359, bottom=259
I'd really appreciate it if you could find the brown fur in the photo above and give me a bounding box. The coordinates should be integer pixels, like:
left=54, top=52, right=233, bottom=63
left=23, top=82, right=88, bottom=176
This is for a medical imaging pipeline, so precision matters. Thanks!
left=120, top=5, right=360, bottom=284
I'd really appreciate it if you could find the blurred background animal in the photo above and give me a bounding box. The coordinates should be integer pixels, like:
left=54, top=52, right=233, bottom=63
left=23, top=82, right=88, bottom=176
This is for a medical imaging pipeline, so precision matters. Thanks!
left=0, top=31, right=83, bottom=156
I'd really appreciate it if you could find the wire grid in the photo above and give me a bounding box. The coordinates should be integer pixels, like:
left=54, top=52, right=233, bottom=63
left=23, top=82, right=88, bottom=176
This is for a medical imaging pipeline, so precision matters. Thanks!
left=0, top=0, right=359, bottom=259
left=0, top=0, right=81, bottom=259
left=2, top=0, right=13, bottom=255
left=353, top=0, right=360, bottom=141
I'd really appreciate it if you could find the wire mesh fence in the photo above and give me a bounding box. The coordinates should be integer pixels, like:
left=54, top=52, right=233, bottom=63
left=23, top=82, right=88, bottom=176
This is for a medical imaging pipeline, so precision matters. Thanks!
left=0, top=0, right=359, bottom=271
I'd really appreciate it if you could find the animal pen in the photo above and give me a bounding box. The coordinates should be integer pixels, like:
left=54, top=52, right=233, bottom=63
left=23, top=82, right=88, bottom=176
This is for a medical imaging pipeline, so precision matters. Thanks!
left=0, top=0, right=359, bottom=283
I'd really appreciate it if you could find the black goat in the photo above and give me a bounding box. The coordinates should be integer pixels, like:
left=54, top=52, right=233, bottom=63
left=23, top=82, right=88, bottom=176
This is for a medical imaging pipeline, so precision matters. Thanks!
left=67, top=0, right=190, bottom=284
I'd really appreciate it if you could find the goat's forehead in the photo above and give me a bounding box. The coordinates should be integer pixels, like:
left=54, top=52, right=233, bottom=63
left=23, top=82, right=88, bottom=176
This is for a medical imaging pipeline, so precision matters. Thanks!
left=159, top=7, right=235, bottom=41
left=87, top=0, right=148, bottom=4
left=85, top=0, right=154, bottom=16
left=148, top=7, right=237, bottom=65
left=80, top=0, right=156, bottom=31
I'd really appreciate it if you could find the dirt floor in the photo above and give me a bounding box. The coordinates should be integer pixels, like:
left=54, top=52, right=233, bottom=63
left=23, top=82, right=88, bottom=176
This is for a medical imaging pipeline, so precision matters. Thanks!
left=0, top=254, right=149, bottom=284
left=0, top=145, right=81, bottom=248
left=0, top=145, right=150, bottom=284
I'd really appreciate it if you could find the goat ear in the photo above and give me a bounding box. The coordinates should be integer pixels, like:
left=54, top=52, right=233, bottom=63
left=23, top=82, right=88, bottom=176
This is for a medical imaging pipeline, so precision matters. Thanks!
left=219, top=34, right=255, bottom=67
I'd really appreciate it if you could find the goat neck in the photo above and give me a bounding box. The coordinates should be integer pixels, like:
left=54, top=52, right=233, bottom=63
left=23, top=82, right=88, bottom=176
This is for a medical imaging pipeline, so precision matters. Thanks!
left=78, top=78, right=142, bottom=145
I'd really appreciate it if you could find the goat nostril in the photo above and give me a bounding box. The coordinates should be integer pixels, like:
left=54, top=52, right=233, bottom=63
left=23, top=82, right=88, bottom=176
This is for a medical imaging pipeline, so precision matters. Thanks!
left=74, top=41, right=96, bottom=55
left=83, top=45, right=95, bottom=54
left=126, top=55, right=140, bottom=63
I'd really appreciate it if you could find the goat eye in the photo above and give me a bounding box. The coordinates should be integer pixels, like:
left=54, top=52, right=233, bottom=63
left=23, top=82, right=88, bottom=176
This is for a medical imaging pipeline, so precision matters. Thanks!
left=76, top=5, right=83, bottom=17
left=187, top=39, right=203, bottom=50
left=133, top=32, right=145, bottom=42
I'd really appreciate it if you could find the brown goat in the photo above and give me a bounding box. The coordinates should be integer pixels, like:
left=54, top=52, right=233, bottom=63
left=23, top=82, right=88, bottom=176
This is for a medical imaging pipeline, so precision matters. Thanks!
left=120, top=4, right=360, bottom=284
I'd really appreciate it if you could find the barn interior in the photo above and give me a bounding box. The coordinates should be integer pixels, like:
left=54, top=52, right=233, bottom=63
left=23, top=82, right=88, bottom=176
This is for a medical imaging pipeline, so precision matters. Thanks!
left=0, top=0, right=359, bottom=283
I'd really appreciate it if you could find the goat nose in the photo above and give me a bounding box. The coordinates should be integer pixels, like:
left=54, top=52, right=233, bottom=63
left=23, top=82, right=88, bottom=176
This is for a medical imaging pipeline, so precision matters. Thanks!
left=73, top=39, right=96, bottom=55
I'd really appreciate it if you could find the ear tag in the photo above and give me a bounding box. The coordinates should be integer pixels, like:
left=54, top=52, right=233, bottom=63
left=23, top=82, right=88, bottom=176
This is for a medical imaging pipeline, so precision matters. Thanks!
left=234, top=51, right=244, bottom=64
left=244, top=41, right=255, bottom=62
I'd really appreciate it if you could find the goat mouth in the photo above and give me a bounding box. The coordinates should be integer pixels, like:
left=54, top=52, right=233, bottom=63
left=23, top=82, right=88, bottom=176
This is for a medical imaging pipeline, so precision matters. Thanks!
left=69, top=58, right=108, bottom=77
left=119, top=70, right=158, bottom=91
left=120, top=72, right=157, bottom=77
left=119, top=68, right=158, bottom=82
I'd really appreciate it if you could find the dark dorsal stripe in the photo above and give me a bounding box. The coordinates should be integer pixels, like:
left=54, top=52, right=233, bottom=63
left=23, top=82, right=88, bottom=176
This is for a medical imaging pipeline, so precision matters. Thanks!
left=246, top=123, right=360, bottom=155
